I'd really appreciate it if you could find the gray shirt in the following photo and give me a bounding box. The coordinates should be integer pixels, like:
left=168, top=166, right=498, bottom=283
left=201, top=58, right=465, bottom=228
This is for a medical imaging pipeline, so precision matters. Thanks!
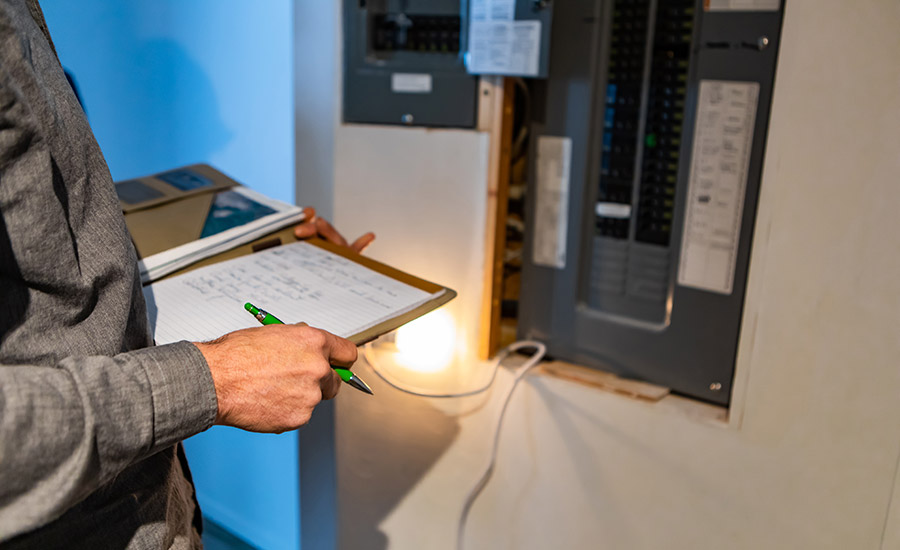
left=0, top=1, right=219, bottom=547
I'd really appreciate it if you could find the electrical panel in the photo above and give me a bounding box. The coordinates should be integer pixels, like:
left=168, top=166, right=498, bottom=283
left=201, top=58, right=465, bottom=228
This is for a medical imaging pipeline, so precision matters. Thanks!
left=518, top=0, right=784, bottom=405
left=343, top=0, right=478, bottom=128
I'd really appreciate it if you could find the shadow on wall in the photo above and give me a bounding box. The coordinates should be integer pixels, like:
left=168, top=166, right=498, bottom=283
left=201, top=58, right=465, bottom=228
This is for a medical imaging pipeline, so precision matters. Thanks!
left=337, top=358, right=462, bottom=550
left=104, top=38, right=232, bottom=178
left=67, top=37, right=232, bottom=181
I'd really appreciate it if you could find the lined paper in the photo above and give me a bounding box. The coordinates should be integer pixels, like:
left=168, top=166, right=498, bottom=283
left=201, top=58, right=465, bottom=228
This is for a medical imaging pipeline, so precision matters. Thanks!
left=144, top=242, right=438, bottom=345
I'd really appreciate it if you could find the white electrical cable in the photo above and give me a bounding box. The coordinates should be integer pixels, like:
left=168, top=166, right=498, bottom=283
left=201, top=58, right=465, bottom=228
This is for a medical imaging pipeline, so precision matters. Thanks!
left=363, top=339, right=547, bottom=550
left=363, top=339, right=544, bottom=399
left=455, top=341, right=546, bottom=550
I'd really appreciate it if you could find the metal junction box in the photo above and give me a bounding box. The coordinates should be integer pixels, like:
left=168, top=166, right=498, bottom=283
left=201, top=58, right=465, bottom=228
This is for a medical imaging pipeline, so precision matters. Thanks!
left=343, top=0, right=478, bottom=128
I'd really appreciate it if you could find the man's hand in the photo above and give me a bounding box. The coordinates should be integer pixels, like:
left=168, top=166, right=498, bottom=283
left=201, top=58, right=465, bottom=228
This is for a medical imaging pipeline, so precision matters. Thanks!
left=195, top=207, right=371, bottom=433
left=193, top=324, right=357, bottom=433
left=294, top=207, right=375, bottom=253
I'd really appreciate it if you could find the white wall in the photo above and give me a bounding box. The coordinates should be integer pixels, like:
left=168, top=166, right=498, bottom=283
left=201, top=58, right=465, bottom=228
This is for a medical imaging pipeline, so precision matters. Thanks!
left=294, top=0, right=341, bottom=218
left=333, top=124, right=491, bottom=384
left=328, top=1, right=900, bottom=549
left=293, top=3, right=495, bottom=549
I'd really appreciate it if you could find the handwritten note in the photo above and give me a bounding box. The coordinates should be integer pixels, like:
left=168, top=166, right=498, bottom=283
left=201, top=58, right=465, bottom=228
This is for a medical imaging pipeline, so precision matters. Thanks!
left=144, top=242, right=437, bottom=345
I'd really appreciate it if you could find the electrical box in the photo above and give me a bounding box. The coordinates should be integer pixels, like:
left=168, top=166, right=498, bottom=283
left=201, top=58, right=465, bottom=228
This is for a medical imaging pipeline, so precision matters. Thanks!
left=518, top=0, right=785, bottom=405
left=343, top=0, right=478, bottom=128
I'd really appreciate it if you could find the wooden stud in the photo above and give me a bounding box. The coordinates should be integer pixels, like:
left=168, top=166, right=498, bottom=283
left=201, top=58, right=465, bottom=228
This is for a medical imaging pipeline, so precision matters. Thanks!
left=478, top=76, right=517, bottom=360
left=540, top=361, right=672, bottom=402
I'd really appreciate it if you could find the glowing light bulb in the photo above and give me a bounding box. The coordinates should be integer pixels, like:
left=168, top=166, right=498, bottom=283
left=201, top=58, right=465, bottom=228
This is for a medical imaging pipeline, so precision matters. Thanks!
left=393, top=309, right=457, bottom=373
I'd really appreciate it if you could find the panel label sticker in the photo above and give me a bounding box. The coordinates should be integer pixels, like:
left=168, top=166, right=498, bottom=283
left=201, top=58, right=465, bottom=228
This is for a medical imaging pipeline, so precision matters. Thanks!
left=704, top=0, right=780, bottom=11
left=391, top=73, right=433, bottom=94
left=595, top=202, right=632, bottom=219
left=471, top=0, right=515, bottom=22
left=677, top=81, right=759, bottom=295
left=533, top=136, right=572, bottom=269
left=467, top=20, right=541, bottom=76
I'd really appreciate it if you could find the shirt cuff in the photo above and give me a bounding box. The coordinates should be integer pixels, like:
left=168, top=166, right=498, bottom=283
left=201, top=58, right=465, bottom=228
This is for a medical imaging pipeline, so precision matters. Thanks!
left=129, top=341, right=219, bottom=451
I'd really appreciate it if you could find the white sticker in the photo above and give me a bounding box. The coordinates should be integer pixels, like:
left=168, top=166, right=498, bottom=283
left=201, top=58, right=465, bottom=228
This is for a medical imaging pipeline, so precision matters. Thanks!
left=705, top=0, right=780, bottom=11
left=466, top=20, right=541, bottom=77
left=489, top=0, right=515, bottom=21
left=471, top=0, right=488, bottom=21
left=678, top=80, right=759, bottom=295
left=533, top=136, right=571, bottom=269
left=471, top=0, right=515, bottom=21
left=391, top=73, right=433, bottom=94
left=595, top=202, right=632, bottom=219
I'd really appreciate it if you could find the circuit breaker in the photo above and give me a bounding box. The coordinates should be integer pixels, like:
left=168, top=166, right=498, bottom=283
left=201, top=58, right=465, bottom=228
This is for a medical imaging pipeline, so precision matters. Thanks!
left=518, top=0, right=784, bottom=405
left=343, top=0, right=478, bottom=127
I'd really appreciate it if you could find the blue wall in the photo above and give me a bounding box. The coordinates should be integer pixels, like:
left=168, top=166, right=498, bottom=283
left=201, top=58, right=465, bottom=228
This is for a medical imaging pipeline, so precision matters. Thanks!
left=42, top=2, right=300, bottom=548
left=42, top=1, right=295, bottom=204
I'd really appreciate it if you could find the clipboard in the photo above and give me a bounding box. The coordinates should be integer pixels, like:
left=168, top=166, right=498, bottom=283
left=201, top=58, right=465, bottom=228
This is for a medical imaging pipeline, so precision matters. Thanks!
left=155, top=227, right=457, bottom=346
left=127, top=166, right=456, bottom=347
left=308, top=237, right=457, bottom=346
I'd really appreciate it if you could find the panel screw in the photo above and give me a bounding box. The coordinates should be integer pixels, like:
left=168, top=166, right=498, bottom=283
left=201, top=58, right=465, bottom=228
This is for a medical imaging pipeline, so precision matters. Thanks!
left=757, top=36, right=769, bottom=50
left=401, top=113, right=414, bottom=125
left=709, top=382, right=722, bottom=391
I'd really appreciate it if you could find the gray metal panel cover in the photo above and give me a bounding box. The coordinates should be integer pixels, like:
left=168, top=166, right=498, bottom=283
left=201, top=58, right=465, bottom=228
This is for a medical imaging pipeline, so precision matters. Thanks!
left=519, top=0, right=784, bottom=405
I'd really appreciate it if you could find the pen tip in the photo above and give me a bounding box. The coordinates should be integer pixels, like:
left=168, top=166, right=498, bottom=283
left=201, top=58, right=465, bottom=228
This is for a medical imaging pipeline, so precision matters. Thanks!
left=348, top=376, right=374, bottom=395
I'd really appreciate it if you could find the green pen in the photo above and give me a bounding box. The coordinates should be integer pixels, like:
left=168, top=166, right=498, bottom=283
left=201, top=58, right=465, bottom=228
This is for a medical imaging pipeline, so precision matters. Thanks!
left=243, top=302, right=373, bottom=395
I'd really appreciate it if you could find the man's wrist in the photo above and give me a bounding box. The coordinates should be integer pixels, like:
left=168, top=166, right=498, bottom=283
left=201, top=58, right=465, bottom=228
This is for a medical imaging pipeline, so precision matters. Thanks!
left=192, top=339, right=228, bottom=425
left=130, top=341, right=219, bottom=449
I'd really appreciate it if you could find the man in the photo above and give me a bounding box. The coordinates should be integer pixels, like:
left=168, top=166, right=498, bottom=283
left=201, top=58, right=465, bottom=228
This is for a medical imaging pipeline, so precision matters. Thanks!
left=0, top=0, right=372, bottom=546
